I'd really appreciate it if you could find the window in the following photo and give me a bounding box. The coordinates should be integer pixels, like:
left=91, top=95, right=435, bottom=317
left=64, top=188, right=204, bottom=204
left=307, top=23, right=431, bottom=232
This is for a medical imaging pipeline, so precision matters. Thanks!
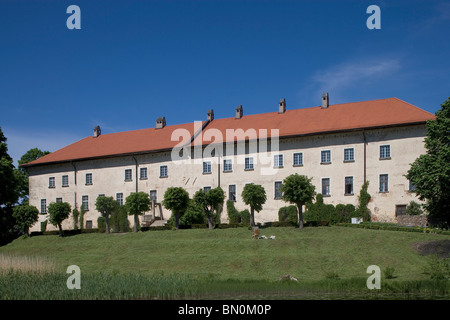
left=395, top=205, right=407, bottom=217
left=274, top=181, right=283, bottom=199
left=345, top=177, right=353, bottom=195
left=409, top=180, right=416, bottom=192
left=40, top=199, right=47, bottom=214
left=274, top=154, right=283, bottom=168
left=322, top=178, right=330, bottom=196
left=85, top=220, right=92, bottom=229
left=380, top=145, right=391, bottom=159
left=124, top=169, right=132, bottom=181
left=380, top=174, right=389, bottom=192
left=160, top=165, right=168, bottom=178
left=140, top=167, right=148, bottom=180
left=321, top=150, right=331, bottom=164
left=293, top=152, right=303, bottom=166
left=203, top=161, right=211, bottom=174
left=149, top=190, right=157, bottom=202
left=245, top=157, right=254, bottom=170
left=56, top=197, right=62, bottom=203
left=49, top=177, right=55, bottom=188
left=228, top=185, right=236, bottom=201
left=116, top=193, right=123, bottom=206
left=203, top=186, right=211, bottom=193
left=223, top=159, right=232, bottom=172
left=98, top=194, right=105, bottom=198
left=62, top=175, right=69, bottom=187
left=82, top=195, right=89, bottom=211
left=85, top=173, right=92, bottom=185
left=344, top=148, right=354, bottom=162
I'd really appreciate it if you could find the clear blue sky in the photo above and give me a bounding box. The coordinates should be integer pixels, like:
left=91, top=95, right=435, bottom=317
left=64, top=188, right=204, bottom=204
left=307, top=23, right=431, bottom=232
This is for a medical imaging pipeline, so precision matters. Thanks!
left=1, top=0, right=449, bottom=165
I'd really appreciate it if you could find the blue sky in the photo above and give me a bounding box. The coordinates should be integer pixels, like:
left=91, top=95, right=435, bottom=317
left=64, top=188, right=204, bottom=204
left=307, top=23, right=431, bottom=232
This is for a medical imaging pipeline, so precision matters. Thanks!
left=1, top=0, right=449, bottom=165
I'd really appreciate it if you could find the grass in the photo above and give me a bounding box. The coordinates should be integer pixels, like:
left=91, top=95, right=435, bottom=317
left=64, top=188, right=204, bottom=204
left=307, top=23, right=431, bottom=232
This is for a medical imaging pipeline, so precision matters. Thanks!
left=1, top=226, right=449, bottom=299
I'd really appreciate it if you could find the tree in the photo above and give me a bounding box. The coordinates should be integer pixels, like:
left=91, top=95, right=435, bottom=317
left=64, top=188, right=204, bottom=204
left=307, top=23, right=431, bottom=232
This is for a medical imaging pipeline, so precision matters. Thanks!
left=162, top=187, right=190, bottom=230
left=406, top=97, right=450, bottom=227
left=355, top=181, right=371, bottom=221
left=241, top=183, right=266, bottom=227
left=12, top=204, right=39, bottom=236
left=95, top=196, right=119, bottom=234
left=16, top=148, right=50, bottom=202
left=125, top=192, right=150, bottom=232
left=280, top=174, right=316, bottom=229
left=193, top=187, right=225, bottom=229
left=47, top=202, right=71, bottom=237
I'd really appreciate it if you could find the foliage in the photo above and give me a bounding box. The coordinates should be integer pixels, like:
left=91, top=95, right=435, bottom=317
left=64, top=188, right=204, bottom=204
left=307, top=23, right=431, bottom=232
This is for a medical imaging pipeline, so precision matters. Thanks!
left=167, top=199, right=205, bottom=227
left=278, top=205, right=298, bottom=224
left=97, top=216, right=106, bottom=233
left=406, top=98, right=450, bottom=227
left=241, top=183, right=266, bottom=227
left=110, top=205, right=130, bottom=233
left=334, top=204, right=356, bottom=223
left=424, top=256, right=450, bottom=280
left=355, top=181, right=371, bottom=222
left=162, top=187, right=190, bottom=230
left=95, top=196, right=119, bottom=234
left=226, top=200, right=240, bottom=224
left=47, top=202, right=71, bottom=236
left=79, top=207, right=86, bottom=231
left=72, top=208, right=80, bottom=230
left=12, top=204, right=39, bottom=236
left=406, top=201, right=424, bottom=216
left=126, top=192, right=151, bottom=232
left=239, top=209, right=250, bottom=225
left=304, top=194, right=336, bottom=223
left=193, top=187, right=225, bottom=229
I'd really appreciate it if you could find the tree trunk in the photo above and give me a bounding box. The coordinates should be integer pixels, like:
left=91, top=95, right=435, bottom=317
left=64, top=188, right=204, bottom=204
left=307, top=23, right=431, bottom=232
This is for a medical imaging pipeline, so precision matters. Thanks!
left=58, top=223, right=64, bottom=237
left=297, top=203, right=304, bottom=229
left=175, top=213, right=180, bottom=230
left=250, top=207, right=255, bottom=227
left=207, top=215, right=214, bottom=230
left=134, top=214, right=139, bottom=232
left=105, top=215, right=110, bottom=234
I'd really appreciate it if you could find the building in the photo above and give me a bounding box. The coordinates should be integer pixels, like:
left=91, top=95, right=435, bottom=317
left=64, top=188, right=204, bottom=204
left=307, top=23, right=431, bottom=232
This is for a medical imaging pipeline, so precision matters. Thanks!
left=23, top=96, right=435, bottom=232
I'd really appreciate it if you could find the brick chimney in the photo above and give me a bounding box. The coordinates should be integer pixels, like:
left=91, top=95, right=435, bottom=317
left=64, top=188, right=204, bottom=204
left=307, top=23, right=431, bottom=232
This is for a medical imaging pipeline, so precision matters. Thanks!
left=156, top=117, right=166, bottom=129
left=278, top=98, right=286, bottom=113
left=93, top=125, right=101, bottom=138
left=207, top=109, right=214, bottom=121
left=235, top=105, right=243, bottom=119
left=322, top=93, right=329, bottom=109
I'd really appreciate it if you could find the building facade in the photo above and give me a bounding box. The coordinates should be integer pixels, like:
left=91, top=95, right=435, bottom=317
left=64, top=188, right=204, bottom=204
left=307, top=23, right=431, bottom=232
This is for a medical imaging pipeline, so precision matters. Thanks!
left=23, top=96, right=434, bottom=232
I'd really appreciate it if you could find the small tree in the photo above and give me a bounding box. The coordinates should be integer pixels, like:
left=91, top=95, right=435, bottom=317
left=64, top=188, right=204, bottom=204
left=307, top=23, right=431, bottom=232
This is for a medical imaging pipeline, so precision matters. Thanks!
left=241, top=183, right=266, bottom=227
left=356, top=181, right=371, bottom=221
left=95, top=196, right=119, bottom=234
left=162, top=187, right=190, bottom=230
left=47, top=202, right=71, bottom=237
left=125, top=192, right=150, bottom=232
left=12, top=204, right=39, bottom=236
left=72, top=208, right=80, bottom=230
left=280, top=174, right=316, bottom=229
left=193, top=187, right=225, bottom=229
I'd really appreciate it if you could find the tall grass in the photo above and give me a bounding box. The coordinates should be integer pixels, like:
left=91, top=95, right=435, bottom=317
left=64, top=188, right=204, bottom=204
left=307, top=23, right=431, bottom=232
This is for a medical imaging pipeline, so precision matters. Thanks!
left=0, top=254, right=56, bottom=274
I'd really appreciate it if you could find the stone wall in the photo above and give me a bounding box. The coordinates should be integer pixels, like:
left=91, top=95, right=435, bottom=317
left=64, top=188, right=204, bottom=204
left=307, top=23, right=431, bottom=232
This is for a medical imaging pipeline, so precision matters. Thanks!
left=397, top=215, right=428, bottom=227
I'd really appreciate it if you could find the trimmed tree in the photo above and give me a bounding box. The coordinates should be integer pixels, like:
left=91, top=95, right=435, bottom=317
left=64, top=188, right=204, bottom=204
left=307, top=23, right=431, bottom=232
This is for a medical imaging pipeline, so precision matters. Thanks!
left=193, top=187, right=225, bottom=229
left=12, top=204, right=39, bottom=236
left=280, top=174, right=316, bottom=229
left=162, top=187, right=190, bottom=230
left=126, top=192, right=150, bottom=232
left=241, top=183, right=266, bottom=227
left=95, top=196, right=119, bottom=234
left=47, top=202, right=71, bottom=237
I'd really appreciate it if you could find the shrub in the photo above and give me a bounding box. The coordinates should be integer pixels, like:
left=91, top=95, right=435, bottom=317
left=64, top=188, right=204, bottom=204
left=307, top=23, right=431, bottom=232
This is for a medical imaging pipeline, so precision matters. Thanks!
left=227, top=200, right=241, bottom=224
left=424, top=256, right=450, bottom=280
left=334, top=204, right=355, bottom=224
left=278, top=205, right=298, bottom=224
left=240, top=209, right=250, bottom=225
left=384, top=266, right=396, bottom=279
left=406, top=201, right=424, bottom=216
left=355, top=181, right=371, bottom=221
left=97, top=217, right=106, bottom=233
left=110, top=205, right=130, bottom=233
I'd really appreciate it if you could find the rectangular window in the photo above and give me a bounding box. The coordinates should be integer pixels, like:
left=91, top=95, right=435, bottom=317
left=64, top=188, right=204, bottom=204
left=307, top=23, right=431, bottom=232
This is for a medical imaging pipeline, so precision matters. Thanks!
left=82, top=195, right=89, bottom=211
left=49, top=177, right=55, bottom=188
left=149, top=190, right=157, bottom=202
left=124, top=169, right=132, bottom=181
left=293, top=152, right=303, bottom=166
left=396, top=205, right=407, bottom=217
left=140, top=167, right=148, bottom=180
left=380, top=145, right=391, bottom=159
left=223, top=159, right=232, bottom=172
left=245, top=157, right=254, bottom=170
left=409, top=180, right=416, bottom=192
left=322, top=178, right=330, bottom=196
left=40, top=199, right=47, bottom=214
left=56, top=197, right=62, bottom=203
left=274, top=181, right=283, bottom=199
left=203, top=161, right=211, bottom=174
left=344, top=148, right=354, bottom=162
left=321, top=150, right=331, bottom=164
left=345, top=176, right=353, bottom=195
left=62, top=175, right=69, bottom=187
left=228, top=185, right=236, bottom=201
left=203, top=186, right=211, bottom=193
left=85, top=173, right=92, bottom=185
left=116, top=193, right=123, bottom=206
left=160, top=165, right=168, bottom=178
left=380, top=174, right=389, bottom=192
left=85, top=220, right=92, bottom=229
left=274, top=154, right=283, bottom=168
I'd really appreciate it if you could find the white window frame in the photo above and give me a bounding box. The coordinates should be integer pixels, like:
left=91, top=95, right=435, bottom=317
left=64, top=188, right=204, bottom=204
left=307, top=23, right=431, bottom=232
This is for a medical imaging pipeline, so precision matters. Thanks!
left=274, top=154, right=283, bottom=168
left=244, top=157, right=254, bottom=170
left=344, top=148, right=355, bottom=162
left=85, top=173, right=93, bottom=185
left=140, top=167, right=148, bottom=180
left=322, top=178, right=330, bottom=196
left=223, top=159, right=232, bottom=172
left=380, top=145, right=391, bottom=159
left=160, top=165, right=168, bottom=178
left=321, top=150, right=331, bottom=164
left=203, top=161, right=212, bottom=174
left=293, top=152, right=303, bottom=166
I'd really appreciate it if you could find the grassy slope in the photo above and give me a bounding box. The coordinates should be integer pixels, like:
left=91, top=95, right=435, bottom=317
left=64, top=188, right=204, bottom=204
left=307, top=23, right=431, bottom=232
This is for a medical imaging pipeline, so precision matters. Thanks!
left=0, top=226, right=447, bottom=282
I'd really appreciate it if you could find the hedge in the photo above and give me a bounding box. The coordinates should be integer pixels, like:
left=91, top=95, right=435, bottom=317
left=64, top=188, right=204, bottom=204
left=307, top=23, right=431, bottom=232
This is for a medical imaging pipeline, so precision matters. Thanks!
left=336, top=223, right=450, bottom=235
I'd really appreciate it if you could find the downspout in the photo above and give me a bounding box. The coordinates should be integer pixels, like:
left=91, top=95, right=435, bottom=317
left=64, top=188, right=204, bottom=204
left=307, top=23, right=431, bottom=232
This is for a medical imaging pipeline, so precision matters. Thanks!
left=132, top=156, right=138, bottom=192
left=70, top=161, right=77, bottom=210
left=362, top=130, right=367, bottom=183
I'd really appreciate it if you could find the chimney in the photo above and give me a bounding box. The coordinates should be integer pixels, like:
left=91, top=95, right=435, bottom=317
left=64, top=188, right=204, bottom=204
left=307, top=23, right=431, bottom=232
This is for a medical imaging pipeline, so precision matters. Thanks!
left=156, top=117, right=166, bottom=129
left=322, top=93, right=329, bottom=109
left=235, top=105, right=243, bottom=119
left=278, top=98, right=286, bottom=113
left=93, top=125, right=101, bottom=138
left=207, top=109, right=214, bottom=121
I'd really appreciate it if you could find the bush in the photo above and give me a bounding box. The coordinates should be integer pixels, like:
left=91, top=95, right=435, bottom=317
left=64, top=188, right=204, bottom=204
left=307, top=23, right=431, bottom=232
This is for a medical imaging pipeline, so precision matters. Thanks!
left=227, top=200, right=241, bottom=224
left=110, top=205, right=131, bottom=233
left=278, top=205, right=298, bottom=224
left=239, top=209, right=250, bottom=225
left=335, top=204, right=355, bottom=224
left=97, top=217, right=106, bottom=233
left=406, top=201, right=424, bottom=216
left=355, top=181, right=371, bottom=221
left=304, top=194, right=336, bottom=223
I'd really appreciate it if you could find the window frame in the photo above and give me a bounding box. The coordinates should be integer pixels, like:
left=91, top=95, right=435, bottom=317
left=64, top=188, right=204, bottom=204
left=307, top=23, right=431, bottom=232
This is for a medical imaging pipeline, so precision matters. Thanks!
left=202, top=161, right=212, bottom=174
left=322, top=178, right=331, bottom=196
left=48, top=177, right=55, bottom=189
left=223, top=159, right=233, bottom=172
left=82, top=195, right=89, bottom=211
left=62, top=175, right=69, bottom=187
left=40, top=199, right=47, bottom=214
left=380, top=145, right=391, bottom=160
left=244, top=157, right=254, bottom=171
left=228, top=184, right=236, bottom=202
left=116, top=193, right=123, bottom=206
left=274, top=181, right=283, bottom=199
left=293, top=152, right=303, bottom=166
left=344, top=176, right=354, bottom=195
left=321, top=150, right=331, bottom=164
left=344, top=148, right=355, bottom=162
left=274, top=154, right=284, bottom=168
left=139, top=167, right=148, bottom=180
left=379, top=174, right=389, bottom=192
left=160, top=165, right=168, bottom=178
left=85, top=173, right=93, bottom=185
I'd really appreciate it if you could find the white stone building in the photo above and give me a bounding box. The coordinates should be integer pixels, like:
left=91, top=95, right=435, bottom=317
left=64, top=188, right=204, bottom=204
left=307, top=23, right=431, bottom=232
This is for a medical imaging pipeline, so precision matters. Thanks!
left=23, top=96, right=434, bottom=232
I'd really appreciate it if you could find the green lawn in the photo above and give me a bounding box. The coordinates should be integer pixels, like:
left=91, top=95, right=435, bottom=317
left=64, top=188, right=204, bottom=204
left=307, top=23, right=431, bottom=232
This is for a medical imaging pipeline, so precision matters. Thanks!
left=1, top=226, right=449, bottom=299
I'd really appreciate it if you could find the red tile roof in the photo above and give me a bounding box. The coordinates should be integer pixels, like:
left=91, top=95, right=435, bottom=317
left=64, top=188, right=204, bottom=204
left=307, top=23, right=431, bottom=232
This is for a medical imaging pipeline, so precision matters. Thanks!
left=23, top=98, right=434, bottom=167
